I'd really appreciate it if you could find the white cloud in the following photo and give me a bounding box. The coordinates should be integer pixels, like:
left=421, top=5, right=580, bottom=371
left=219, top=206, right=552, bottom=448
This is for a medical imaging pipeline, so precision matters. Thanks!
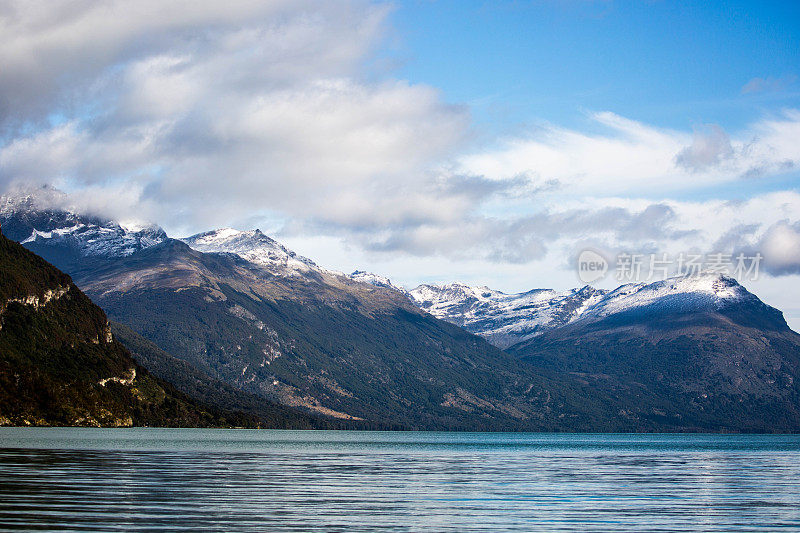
left=0, top=0, right=376, bottom=124
left=459, top=110, right=800, bottom=195
left=755, top=222, right=800, bottom=275
left=0, top=0, right=470, bottom=231
left=459, top=112, right=686, bottom=194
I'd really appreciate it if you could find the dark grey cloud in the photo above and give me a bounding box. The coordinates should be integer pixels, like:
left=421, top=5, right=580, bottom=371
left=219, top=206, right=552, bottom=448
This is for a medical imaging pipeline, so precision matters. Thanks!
left=741, top=159, right=795, bottom=180
left=711, top=223, right=761, bottom=252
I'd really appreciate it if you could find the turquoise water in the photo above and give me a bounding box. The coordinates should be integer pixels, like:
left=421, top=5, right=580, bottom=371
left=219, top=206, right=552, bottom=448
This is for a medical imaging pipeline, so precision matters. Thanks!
left=1, top=429, right=799, bottom=531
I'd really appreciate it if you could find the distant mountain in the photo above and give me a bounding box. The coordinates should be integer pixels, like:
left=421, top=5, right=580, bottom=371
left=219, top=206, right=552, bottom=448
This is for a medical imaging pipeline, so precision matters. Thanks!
left=182, top=228, right=319, bottom=277
left=0, top=226, right=234, bottom=427
left=409, top=283, right=604, bottom=349
left=2, top=199, right=619, bottom=430
left=408, top=275, right=795, bottom=347
left=348, top=270, right=398, bottom=289
left=5, top=195, right=800, bottom=431
left=414, top=275, right=800, bottom=431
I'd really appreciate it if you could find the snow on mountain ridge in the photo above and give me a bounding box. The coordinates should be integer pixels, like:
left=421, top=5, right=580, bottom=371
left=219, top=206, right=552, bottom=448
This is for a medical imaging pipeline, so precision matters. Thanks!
left=349, top=270, right=397, bottom=289
left=0, top=195, right=167, bottom=258
left=408, top=274, right=749, bottom=349
left=1, top=194, right=762, bottom=347
left=584, top=274, right=747, bottom=320
left=408, top=282, right=605, bottom=349
left=181, top=228, right=320, bottom=277
left=1, top=197, right=406, bottom=290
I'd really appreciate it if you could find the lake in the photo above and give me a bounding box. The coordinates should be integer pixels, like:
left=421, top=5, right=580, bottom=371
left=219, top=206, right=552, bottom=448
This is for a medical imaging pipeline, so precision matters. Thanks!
left=0, top=429, right=799, bottom=531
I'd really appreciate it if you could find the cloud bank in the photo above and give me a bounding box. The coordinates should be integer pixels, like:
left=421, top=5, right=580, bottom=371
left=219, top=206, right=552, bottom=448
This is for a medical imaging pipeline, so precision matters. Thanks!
left=1, top=0, right=800, bottom=280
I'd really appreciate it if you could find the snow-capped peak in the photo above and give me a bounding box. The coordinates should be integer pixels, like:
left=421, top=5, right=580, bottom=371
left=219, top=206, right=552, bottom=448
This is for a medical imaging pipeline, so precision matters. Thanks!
left=194, top=227, right=242, bottom=242
left=410, top=282, right=510, bottom=305
left=0, top=194, right=167, bottom=258
left=349, top=270, right=397, bottom=289
left=582, top=274, right=747, bottom=320
left=408, top=282, right=601, bottom=349
left=408, top=274, right=751, bottom=349
left=181, top=228, right=319, bottom=276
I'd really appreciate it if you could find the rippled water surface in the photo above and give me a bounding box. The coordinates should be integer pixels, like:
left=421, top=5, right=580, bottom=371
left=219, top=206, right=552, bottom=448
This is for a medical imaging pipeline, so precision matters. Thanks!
left=1, top=429, right=799, bottom=532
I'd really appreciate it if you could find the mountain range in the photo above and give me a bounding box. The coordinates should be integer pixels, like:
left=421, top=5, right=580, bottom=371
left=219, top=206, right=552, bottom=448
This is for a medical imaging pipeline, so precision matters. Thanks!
left=410, top=275, right=800, bottom=431
left=409, top=282, right=604, bottom=349
left=2, top=193, right=799, bottom=431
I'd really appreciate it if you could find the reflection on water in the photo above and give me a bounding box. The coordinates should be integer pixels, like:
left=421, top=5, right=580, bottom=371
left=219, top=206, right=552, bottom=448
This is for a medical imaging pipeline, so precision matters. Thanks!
left=0, top=429, right=799, bottom=532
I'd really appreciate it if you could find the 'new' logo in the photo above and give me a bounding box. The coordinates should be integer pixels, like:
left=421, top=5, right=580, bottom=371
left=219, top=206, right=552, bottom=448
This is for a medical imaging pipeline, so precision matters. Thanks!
left=577, top=250, right=608, bottom=284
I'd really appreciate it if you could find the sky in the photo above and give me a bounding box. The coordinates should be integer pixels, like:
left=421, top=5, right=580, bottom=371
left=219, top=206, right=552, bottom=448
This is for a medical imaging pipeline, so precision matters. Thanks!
left=1, top=0, right=800, bottom=326
left=391, top=1, right=800, bottom=133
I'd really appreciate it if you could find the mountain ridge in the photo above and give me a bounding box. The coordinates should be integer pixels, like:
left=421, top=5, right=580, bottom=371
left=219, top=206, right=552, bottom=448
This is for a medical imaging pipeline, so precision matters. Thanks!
left=3, top=199, right=619, bottom=429
left=4, top=195, right=800, bottom=431
left=408, top=274, right=794, bottom=349
left=182, top=228, right=320, bottom=278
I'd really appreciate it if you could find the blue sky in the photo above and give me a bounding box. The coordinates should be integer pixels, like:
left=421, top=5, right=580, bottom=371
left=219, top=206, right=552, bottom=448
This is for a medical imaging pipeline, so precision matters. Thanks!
left=389, top=0, right=800, bottom=134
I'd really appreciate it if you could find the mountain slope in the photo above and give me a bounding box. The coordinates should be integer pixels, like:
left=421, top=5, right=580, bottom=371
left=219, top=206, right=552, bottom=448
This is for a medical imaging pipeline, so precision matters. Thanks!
left=109, top=322, right=357, bottom=429
left=0, top=228, right=224, bottom=427
left=78, top=239, right=617, bottom=430
left=507, top=276, right=800, bottom=432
